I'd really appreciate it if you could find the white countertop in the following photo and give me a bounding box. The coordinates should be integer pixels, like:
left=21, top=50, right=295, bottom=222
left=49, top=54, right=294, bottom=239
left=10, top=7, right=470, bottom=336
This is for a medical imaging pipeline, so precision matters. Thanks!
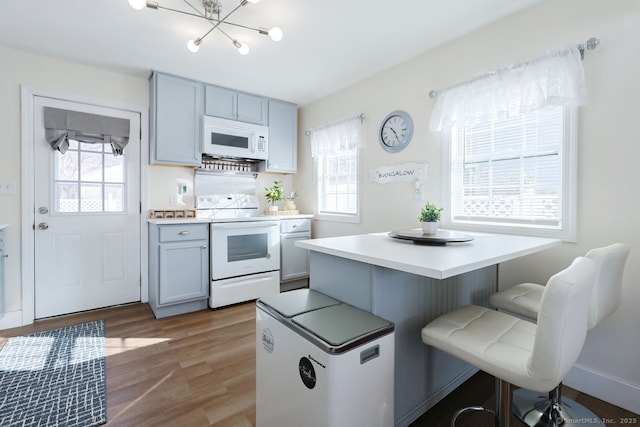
left=0, top=224, right=7, bottom=231
left=148, top=214, right=313, bottom=224
left=296, top=230, right=561, bottom=280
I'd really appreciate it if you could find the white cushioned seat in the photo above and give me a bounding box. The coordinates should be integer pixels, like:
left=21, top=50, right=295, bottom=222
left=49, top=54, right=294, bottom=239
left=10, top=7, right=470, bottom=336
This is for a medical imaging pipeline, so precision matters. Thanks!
left=422, top=256, right=596, bottom=398
left=489, top=282, right=542, bottom=320
left=421, top=305, right=543, bottom=390
left=490, top=243, right=630, bottom=328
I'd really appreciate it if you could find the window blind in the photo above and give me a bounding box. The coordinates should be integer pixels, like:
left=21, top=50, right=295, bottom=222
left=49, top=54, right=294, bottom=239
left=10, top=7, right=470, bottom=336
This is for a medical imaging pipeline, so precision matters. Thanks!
left=450, top=106, right=564, bottom=228
left=317, top=150, right=358, bottom=215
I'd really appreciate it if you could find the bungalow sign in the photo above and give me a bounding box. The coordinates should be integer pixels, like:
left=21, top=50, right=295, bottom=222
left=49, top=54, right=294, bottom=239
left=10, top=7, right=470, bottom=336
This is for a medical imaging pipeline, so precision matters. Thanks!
left=370, top=162, right=428, bottom=184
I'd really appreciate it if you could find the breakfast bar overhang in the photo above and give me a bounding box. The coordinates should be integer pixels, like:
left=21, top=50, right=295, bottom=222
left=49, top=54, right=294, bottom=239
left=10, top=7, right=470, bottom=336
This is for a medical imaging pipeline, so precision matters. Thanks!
left=296, top=231, right=561, bottom=427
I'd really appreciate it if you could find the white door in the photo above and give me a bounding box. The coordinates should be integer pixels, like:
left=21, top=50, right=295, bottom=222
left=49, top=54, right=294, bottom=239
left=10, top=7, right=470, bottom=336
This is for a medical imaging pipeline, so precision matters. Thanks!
left=33, top=96, right=141, bottom=318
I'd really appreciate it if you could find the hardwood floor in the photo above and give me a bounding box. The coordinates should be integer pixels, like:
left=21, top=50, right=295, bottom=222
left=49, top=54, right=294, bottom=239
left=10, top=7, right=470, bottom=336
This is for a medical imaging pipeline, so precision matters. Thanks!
left=1, top=302, right=637, bottom=426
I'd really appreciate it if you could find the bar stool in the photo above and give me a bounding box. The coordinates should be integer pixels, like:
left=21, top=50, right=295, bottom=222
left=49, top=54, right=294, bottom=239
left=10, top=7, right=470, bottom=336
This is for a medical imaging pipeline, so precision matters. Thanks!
left=421, top=257, right=597, bottom=427
left=489, top=243, right=630, bottom=426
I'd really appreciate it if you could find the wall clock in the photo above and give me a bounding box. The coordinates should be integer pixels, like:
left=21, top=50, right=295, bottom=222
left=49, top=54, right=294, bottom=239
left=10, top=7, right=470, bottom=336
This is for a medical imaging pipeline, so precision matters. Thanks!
left=379, top=110, right=413, bottom=153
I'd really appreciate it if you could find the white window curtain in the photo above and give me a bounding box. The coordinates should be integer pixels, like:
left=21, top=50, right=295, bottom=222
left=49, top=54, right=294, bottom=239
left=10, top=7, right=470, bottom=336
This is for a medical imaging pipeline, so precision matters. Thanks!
left=429, top=46, right=586, bottom=132
left=309, top=115, right=362, bottom=158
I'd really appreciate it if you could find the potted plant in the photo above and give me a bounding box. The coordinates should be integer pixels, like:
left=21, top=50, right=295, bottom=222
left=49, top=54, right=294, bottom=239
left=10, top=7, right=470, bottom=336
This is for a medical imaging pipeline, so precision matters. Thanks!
left=264, top=180, right=283, bottom=212
left=418, top=202, right=443, bottom=234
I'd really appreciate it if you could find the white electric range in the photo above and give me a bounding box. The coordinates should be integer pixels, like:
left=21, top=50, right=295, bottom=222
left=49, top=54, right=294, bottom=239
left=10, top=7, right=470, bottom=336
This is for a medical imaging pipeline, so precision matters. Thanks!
left=195, top=172, right=280, bottom=308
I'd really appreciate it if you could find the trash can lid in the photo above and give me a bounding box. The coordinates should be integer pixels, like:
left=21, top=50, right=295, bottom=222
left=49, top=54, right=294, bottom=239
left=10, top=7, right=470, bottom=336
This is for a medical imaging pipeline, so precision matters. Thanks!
left=257, top=289, right=340, bottom=318
left=292, top=304, right=394, bottom=352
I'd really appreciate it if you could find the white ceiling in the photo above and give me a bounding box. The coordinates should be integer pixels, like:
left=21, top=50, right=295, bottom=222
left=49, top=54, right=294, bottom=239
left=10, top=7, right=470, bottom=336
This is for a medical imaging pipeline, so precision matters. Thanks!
left=0, top=0, right=540, bottom=105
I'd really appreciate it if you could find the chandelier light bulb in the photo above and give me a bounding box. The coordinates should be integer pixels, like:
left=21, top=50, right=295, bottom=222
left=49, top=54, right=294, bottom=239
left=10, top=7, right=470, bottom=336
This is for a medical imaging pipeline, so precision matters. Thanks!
left=233, top=40, right=250, bottom=55
left=128, top=0, right=147, bottom=10
left=268, top=27, right=283, bottom=42
left=238, top=42, right=250, bottom=55
left=187, top=39, right=201, bottom=53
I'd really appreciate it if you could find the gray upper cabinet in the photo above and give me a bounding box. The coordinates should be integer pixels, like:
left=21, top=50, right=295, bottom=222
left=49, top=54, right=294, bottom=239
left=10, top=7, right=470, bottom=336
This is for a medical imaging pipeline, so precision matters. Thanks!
left=261, top=99, right=298, bottom=173
left=150, top=72, right=204, bottom=166
left=205, top=84, right=268, bottom=126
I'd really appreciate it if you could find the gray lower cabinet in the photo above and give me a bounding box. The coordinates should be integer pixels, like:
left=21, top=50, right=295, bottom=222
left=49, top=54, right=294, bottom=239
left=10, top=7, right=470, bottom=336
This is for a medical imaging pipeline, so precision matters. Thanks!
left=261, top=99, right=298, bottom=173
left=280, top=219, right=310, bottom=283
left=204, top=84, right=268, bottom=125
left=148, top=223, right=210, bottom=318
left=150, top=72, right=204, bottom=166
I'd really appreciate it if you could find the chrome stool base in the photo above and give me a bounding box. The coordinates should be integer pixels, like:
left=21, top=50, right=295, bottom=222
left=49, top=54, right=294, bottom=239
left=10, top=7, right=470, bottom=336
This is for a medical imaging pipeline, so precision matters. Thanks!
left=513, top=388, right=605, bottom=427
left=451, top=379, right=509, bottom=427
left=451, top=406, right=497, bottom=427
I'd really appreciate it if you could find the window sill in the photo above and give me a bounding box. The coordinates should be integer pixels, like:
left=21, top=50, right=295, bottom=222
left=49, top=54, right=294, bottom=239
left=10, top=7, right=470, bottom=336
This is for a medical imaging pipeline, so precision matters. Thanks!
left=315, top=212, right=361, bottom=224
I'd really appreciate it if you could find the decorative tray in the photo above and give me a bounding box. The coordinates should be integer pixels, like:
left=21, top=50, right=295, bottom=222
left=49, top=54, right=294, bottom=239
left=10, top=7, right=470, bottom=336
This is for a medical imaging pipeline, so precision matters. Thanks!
left=388, top=229, right=474, bottom=245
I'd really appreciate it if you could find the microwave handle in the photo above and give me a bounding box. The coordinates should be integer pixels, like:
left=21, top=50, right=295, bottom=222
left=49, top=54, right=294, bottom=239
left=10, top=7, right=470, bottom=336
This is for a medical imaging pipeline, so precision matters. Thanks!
left=212, top=221, right=279, bottom=229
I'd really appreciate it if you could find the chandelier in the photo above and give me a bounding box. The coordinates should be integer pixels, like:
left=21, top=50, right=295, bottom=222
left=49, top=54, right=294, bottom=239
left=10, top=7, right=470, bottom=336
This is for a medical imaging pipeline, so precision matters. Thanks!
left=128, top=0, right=283, bottom=55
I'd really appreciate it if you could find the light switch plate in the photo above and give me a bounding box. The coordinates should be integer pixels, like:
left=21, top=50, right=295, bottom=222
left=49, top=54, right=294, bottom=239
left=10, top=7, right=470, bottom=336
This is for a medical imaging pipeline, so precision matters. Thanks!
left=0, top=179, right=16, bottom=195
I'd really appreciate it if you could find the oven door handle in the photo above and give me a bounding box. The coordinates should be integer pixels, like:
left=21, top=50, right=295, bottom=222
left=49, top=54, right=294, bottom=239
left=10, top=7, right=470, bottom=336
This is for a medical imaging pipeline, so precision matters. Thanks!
left=211, top=221, right=280, bottom=229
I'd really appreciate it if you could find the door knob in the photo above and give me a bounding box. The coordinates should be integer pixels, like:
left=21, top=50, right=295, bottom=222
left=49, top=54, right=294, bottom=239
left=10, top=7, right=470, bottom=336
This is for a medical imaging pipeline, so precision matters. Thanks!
left=38, top=223, right=49, bottom=230
left=38, top=207, right=49, bottom=214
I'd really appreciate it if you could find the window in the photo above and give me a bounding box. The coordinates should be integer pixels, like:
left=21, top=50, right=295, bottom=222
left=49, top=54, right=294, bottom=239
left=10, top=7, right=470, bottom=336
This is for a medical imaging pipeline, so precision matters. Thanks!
left=54, top=140, right=126, bottom=214
left=310, top=116, right=362, bottom=222
left=316, top=148, right=359, bottom=220
left=444, top=106, right=577, bottom=241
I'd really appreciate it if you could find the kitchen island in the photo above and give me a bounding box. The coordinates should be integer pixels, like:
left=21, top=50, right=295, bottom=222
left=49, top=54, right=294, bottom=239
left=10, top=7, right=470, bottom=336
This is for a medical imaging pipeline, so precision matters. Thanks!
left=296, top=230, right=560, bottom=427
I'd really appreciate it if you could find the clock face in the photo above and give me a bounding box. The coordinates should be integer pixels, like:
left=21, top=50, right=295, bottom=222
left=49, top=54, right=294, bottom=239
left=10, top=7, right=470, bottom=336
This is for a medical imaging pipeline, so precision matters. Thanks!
left=379, top=110, right=413, bottom=153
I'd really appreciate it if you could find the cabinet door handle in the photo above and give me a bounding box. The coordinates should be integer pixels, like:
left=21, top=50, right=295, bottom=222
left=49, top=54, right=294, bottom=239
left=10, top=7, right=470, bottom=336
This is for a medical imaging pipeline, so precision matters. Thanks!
left=178, top=231, right=190, bottom=235
left=201, top=245, right=207, bottom=250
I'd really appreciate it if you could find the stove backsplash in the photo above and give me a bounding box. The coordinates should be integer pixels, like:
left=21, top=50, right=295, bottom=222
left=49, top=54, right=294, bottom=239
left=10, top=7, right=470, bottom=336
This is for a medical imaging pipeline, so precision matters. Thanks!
left=146, top=163, right=293, bottom=214
left=194, top=170, right=294, bottom=218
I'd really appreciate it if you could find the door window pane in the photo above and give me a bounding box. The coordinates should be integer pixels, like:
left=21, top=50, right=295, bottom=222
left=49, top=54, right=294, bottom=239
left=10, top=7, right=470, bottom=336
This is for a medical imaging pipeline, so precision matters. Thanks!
left=105, top=184, right=124, bottom=212
left=104, top=155, right=124, bottom=183
left=55, top=183, right=79, bottom=213
left=80, top=152, right=103, bottom=181
left=53, top=140, right=126, bottom=214
left=56, top=151, right=78, bottom=181
left=81, top=183, right=103, bottom=212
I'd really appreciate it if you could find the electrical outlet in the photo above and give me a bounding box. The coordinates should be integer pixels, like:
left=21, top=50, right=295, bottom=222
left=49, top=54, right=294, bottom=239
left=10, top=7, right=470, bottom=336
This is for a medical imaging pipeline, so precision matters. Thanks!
left=0, top=180, right=17, bottom=195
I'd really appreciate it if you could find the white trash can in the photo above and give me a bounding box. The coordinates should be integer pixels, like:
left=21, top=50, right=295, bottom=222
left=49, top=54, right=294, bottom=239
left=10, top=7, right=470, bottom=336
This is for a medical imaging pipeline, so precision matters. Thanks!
left=256, top=289, right=395, bottom=427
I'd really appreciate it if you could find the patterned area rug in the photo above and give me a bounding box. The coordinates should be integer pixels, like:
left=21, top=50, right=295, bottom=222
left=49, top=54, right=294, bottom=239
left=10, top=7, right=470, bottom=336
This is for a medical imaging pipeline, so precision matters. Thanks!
left=0, top=320, right=106, bottom=427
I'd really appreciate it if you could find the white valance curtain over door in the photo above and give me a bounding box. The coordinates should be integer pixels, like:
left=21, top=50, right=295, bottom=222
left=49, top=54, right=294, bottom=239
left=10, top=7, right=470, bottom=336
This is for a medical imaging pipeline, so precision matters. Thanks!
left=429, top=46, right=586, bottom=132
left=44, top=107, right=131, bottom=156
left=309, top=115, right=362, bottom=158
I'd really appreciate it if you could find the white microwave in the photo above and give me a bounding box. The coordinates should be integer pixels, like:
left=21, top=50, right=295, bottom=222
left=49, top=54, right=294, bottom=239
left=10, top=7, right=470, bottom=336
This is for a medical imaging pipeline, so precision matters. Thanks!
left=203, top=116, right=269, bottom=160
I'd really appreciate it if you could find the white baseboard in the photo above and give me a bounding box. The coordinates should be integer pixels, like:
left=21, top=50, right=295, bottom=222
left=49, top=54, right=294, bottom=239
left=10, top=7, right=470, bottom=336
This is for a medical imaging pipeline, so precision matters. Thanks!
left=0, top=310, right=24, bottom=331
left=564, top=365, right=640, bottom=415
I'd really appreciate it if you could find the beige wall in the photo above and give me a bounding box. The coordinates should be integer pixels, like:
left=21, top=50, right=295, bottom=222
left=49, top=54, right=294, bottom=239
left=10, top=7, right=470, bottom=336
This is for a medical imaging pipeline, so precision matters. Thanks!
left=296, top=0, right=640, bottom=412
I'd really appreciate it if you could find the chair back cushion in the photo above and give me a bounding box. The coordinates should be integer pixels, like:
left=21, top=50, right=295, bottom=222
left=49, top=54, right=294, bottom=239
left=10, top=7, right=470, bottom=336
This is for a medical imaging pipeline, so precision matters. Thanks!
left=528, top=257, right=596, bottom=391
left=586, top=243, right=630, bottom=329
